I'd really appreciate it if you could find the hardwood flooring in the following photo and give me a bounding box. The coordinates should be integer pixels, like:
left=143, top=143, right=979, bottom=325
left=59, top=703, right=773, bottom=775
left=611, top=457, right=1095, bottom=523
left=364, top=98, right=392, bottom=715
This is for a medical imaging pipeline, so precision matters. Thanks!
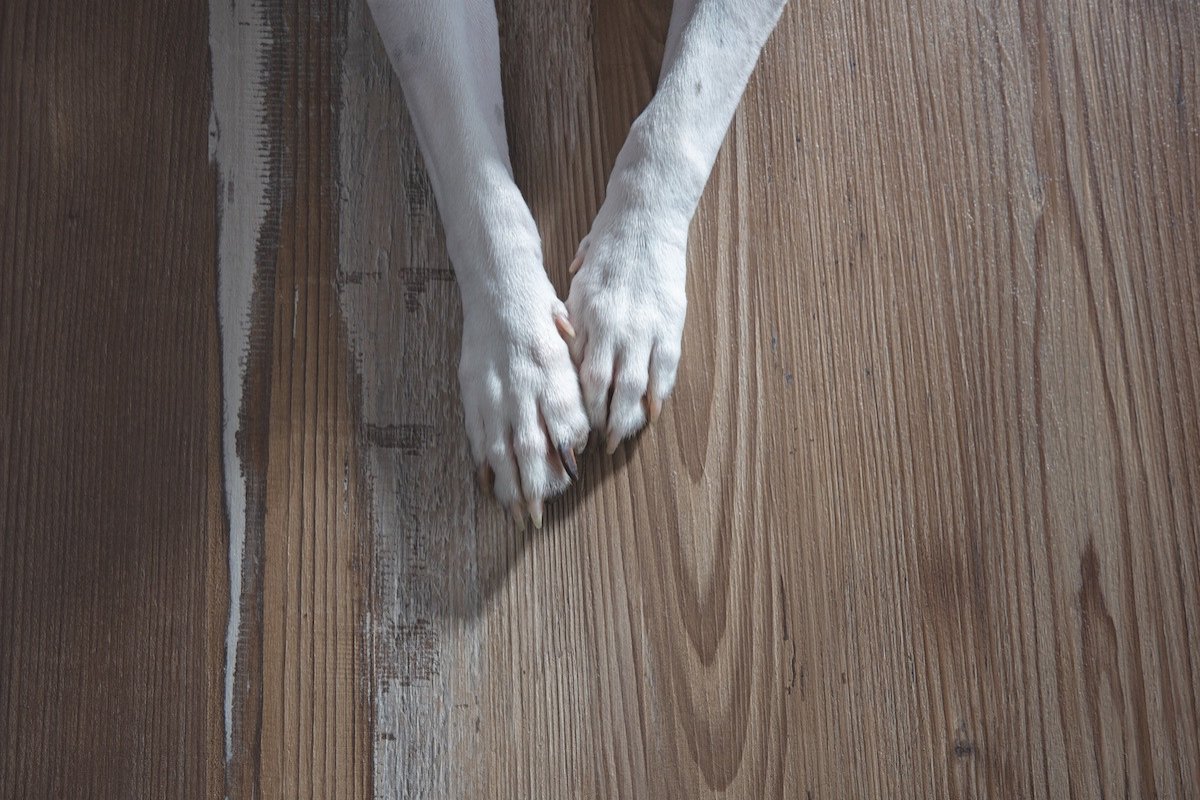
left=2, top=0, right=1197, bottom=797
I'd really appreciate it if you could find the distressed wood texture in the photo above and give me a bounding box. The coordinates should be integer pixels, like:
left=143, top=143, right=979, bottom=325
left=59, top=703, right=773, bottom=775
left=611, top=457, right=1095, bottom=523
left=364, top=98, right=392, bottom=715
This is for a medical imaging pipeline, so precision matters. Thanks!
left=1, top=0, right=375, bottom=798
left=249, top=0, right=377, bottom=788
left=210, top=1, right=373, bottom=799
left=3, top=0, right=1200, bottom=798
left=341, top=0, right=1200, bottom=798
left=0, top=3, right=226, bottom=798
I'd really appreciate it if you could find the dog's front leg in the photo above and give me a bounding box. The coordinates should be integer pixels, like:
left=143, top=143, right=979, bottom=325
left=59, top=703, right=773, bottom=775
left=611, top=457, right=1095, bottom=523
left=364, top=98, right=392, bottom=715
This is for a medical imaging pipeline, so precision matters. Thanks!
left=567, top=0, right=787, bottom=451
left=368, top=0, right=588, bottom=526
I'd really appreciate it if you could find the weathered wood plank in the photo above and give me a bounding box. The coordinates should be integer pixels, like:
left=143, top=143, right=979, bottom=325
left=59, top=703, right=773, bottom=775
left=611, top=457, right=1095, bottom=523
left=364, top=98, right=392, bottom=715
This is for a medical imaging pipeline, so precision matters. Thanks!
left=340, top=0, right=1200, bottom=797
left=253, top=0, right=373, bottom=789
left=210, top=1, right=373, bottom=797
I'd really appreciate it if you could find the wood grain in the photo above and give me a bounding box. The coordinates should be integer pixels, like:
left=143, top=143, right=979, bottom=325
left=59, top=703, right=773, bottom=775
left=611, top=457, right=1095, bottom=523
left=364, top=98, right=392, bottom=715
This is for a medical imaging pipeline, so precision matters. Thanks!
left=252, top=0, right=373, bottom=790
left=213, top=1, right=373, bottom=798
left=2, top=0, right=1198, bottom=797
left=0, top=3, right=225, bottom=798
left=340, top=0, right=1200, bottom=797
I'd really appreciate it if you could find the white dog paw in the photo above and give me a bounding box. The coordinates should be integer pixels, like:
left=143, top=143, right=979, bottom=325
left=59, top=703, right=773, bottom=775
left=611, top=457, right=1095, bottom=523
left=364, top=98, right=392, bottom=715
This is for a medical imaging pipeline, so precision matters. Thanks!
left=458, top=259, right=588, bottom=528
left=566, top=173, right=689, bottom=453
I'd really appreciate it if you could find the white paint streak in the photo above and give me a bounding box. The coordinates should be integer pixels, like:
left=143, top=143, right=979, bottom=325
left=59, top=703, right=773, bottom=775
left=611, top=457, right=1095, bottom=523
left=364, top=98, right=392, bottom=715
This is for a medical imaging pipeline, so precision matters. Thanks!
left=208, top=0, right=270, bottom=765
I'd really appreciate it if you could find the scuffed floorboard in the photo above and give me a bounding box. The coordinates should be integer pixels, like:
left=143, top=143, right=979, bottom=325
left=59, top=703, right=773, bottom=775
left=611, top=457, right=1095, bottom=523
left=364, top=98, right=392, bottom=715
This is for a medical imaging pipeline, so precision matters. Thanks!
left=209, top=1, right=372, bottom=798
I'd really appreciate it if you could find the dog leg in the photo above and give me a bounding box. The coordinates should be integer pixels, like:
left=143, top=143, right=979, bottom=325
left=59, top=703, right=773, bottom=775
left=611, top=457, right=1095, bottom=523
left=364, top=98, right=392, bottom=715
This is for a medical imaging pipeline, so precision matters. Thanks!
left=567, top=0, right=787, bottom=450
left=368, top=0, right=589, bottom=526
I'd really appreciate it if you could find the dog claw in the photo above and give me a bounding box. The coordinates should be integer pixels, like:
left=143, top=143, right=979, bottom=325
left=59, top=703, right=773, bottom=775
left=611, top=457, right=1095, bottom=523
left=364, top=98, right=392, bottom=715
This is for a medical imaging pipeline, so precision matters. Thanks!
left=529, top=498, right=543, bottom=529
left=569, top=252, right=584, bottom=274
left=649, top=395, right=662, bottom=423
left=606, top=430, right=621, bottom=455
left=558, top=445, right=578, bottom=482
left=554, top=315, right=576, bottom=340
left=509, top=501, right=524, bottom=525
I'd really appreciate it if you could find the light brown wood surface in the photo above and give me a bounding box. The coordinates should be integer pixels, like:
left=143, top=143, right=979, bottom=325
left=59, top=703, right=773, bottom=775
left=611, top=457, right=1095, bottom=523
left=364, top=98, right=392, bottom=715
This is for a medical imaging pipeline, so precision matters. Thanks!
left=2, top=0, right=1199, bottom=797
left=344, top=0, right=1200, bottom=796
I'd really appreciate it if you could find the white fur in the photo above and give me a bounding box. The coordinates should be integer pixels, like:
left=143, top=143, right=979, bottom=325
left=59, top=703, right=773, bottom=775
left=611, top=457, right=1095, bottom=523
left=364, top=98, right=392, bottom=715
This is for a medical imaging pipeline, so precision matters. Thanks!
left=367, top=0, right=786, bottom=516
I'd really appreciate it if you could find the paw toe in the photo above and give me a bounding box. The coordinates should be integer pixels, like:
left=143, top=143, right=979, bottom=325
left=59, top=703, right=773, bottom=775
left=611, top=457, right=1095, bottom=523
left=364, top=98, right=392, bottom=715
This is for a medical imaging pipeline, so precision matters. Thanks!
left=579, top=349, right=614, bottom=430
left=488, top=443, right=522, bottom=507
left=648, top=340, right=681, bottom=408
left=605, top=349, right=651, bottom=446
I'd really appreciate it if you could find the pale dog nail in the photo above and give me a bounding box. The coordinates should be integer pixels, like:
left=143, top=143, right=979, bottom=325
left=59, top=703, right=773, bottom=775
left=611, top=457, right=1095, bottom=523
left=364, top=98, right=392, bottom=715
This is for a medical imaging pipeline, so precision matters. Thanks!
left=554, top=315, right=576, bottom=340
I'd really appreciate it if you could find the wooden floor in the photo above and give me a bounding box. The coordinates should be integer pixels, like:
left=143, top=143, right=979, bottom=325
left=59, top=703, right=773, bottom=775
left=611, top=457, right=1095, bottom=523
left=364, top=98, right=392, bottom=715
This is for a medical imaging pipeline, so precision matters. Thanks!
left=3, top=0, right=1199, bottom=797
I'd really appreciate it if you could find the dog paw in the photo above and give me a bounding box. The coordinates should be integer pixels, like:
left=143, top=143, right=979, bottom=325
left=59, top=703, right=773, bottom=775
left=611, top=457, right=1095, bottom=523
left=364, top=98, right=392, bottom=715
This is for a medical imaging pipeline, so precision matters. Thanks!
left=459, top=264, right=589, bottom=528
left=566, top=168, right=690, bottom=453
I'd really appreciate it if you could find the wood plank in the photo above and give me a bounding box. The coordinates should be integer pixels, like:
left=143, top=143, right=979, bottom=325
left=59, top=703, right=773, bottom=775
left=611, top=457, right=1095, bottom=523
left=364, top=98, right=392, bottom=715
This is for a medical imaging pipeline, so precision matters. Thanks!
left=254, top=0, right=373, bottom=791
left=211, top=1, right=373, bottom=797
left=0, top=3, right=225, bottom=798
left=340, top=0, right=1200, bottom=797
left=3, top=0, right=1198, bottom=796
